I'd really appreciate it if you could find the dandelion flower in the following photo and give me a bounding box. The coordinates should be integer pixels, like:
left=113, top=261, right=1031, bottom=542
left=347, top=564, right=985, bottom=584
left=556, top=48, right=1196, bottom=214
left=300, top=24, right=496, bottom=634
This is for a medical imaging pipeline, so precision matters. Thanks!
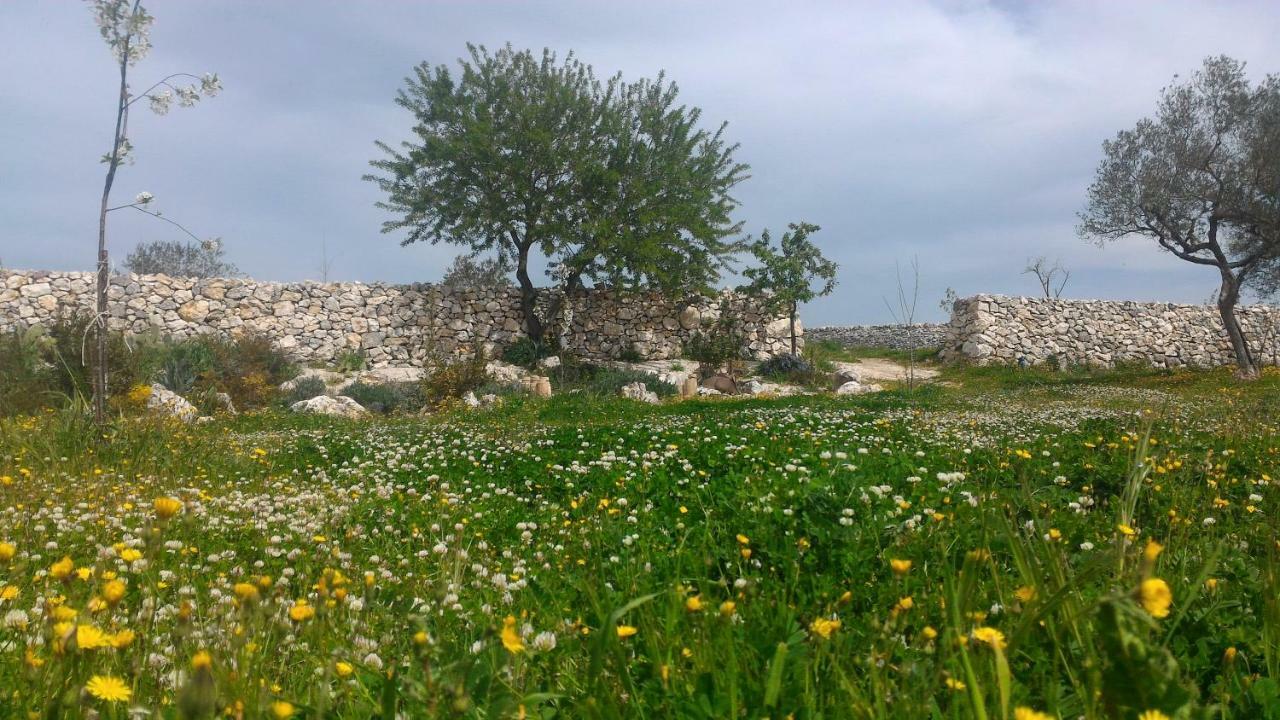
left=288, top=600, right=315, bottom=623
left=616, top=625, right=638, bottom=639
left=719, top=600, right=736, bottom=617
left=0, top=542, right=15, bottom=562
left=154, top=497, right=184, bottom=519
left=102, top=579, right=126, bottom=605
left=85, top=675, right=131, bottom=702
left=335, top=660, right=354, bottom=677
left=685, top=595, right=704, bottom=612
left=890, top=558, right=913, bottom=576
left=809, top=616, right=841, bottom=639
left=1137, top=712, right=1170, bottom=720
left=270, top=701, right=295, bottom=718
left=971, top=626, right=1007, bottom=650
left=1143, top=539, right=1164, bottom=563
left=1014, top=709, right=1053, bottom=720
left=50, top=556, right=74, bottom=580
left=1139, top=578, right=1172, bottom=619
left=501, top=615, right=525, bottom=653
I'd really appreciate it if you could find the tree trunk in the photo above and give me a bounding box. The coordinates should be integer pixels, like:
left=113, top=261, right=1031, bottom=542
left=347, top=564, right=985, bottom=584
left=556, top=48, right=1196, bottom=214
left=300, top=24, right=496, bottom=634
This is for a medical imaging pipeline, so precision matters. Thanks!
left=1217, top=267, right=1257, bottom=379
left=514, top=245, right=544, bottom=346
left=789, top=304, right=797, bottom=356
left=94, top=43, right=131, bottom=424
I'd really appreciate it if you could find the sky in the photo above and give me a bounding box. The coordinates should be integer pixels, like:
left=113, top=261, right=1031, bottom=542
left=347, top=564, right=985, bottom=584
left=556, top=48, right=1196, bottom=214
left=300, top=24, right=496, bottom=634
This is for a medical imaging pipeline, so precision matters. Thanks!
left=3, top=0, right=1280, bottom=325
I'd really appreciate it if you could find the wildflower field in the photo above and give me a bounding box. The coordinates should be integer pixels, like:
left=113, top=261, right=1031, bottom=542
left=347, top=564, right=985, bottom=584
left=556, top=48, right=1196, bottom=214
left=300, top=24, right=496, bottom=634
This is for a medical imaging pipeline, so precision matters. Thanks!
left=1, top=366, right=1278, bottom=719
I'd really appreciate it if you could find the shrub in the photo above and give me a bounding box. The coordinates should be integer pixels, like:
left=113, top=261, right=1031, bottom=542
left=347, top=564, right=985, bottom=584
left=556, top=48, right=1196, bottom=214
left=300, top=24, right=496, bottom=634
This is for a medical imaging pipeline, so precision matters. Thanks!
left=586, top=367, right=677, bottom=398
left=153, top=337, right=216, bottom=395
left=617, top=346, right=644, bottom=363
left=343, top=381, right=423, bottom=414
left=684, top=302, right=747, bottom=376
left=44, top=313, right=160, bottom=407
left=192, top=333, right=298, bottom=410
left=757, top=353, right=813, bottom=379
left=422, top=353, right=490, bottom=408
left=333, top=349, right=366, bottom=373
left=501, top=337, right=553, bottom=368
left=0, top=328, right=57, bottom=415
left=280, top=376, right=328, bottom=407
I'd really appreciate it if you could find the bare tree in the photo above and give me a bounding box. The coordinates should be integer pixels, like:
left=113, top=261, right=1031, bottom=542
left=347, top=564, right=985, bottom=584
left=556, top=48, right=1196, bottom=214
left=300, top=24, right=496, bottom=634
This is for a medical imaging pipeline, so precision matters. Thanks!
left=1023, top=256, right=1070, bottom=298
left=883, top=257, right=921, bottom=390
left=90, top=0, right=221, bottom=421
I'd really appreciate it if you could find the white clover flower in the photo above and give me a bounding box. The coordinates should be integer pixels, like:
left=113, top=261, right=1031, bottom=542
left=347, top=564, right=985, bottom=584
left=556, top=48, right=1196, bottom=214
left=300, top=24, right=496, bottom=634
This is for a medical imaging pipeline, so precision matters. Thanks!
left=531, top=631, right=557, bottom=652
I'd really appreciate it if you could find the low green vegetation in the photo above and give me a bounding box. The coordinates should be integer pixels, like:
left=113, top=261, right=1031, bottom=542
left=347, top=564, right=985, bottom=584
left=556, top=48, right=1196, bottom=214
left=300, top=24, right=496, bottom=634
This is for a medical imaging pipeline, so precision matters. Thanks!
left=0, top=362, right=1276, bottom=718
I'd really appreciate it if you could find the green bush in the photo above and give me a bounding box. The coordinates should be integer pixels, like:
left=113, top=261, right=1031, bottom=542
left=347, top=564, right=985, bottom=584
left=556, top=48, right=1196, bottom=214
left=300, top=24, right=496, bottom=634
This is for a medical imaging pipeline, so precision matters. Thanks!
left=422, top=353, right=491, bottom=408
left=333, top=349, right=366, bottom=373
left=280, top=376, right=328, bottom=407
left=501, top=337, right=553, bottom=368
left=343, top=381, right=423, bottom=414
left=44, top=313, right=160, bottom=407
left=0, top=328, right=58, bottom=415
left=153, top=336, right=216, bottom=395
left=586, top=367, right=677, bottom=398
left=191, top=333, right=298, bottom=410
left=617, top=346, right=644, bottom=363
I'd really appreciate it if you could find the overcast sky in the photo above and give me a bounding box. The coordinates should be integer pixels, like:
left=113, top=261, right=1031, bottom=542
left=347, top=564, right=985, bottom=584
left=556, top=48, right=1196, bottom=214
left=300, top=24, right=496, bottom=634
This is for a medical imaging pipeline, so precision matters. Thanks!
left=3, top=1, right=1279, bottom=324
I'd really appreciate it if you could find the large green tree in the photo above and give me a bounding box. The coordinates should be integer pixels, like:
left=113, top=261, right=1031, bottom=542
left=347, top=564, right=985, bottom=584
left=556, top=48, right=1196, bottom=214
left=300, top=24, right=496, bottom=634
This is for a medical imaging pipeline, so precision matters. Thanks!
left=739, top=222, right=837, bottom=355
left=366, top=44, right=749, bottom=345
left=1079, top=56, right=1280, bottom=377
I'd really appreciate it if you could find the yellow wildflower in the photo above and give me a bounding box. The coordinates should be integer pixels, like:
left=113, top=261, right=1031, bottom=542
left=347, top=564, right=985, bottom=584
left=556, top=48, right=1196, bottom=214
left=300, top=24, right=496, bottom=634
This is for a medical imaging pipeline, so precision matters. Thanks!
left=85, top=675, right=132, bottom=702
left=1014, top=709, right=1053, bottom=720
left=810, top=616, right=841, bottom=639
left=890, top=558, right=913, bottom=576
left=1143, top=539, right=1164, bottom=563
left=102, top=579, right=126, bottom=605
left=1139, top=578, right=1173, bottom=619
left=719, top=600, right=737, bottom=617
left=685, top=595, right=704, bottom=612
left=288, top=600, right=315, bottom=623
left=335, top=660, right=355, bottom=678
left=971, top=626, right=1007, bottom=650
left=616, top=625, right=638, bottom=639
left=50, top=556, right=74, bottom=580
left=501, top=615, right=525, bottom=653
left=270, top=701, right=295, bottom=718
left=153, top=496, right=184, bottom=519
left=1137, top=712, right=1170, bottom=720
left=0, top=542, right=15, bottom=562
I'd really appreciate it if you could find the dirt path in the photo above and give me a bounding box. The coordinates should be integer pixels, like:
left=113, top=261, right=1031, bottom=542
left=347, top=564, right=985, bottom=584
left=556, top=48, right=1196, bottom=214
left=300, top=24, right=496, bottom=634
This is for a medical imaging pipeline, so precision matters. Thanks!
left=832, top=359, right=940, bottom=384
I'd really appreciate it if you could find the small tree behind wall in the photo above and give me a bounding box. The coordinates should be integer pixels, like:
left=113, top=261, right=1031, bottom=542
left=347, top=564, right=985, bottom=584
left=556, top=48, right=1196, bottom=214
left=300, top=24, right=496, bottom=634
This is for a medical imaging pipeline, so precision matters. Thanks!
left=739, top=222, right=838, bottom=356
left=90, top=0, right=221, bottom=422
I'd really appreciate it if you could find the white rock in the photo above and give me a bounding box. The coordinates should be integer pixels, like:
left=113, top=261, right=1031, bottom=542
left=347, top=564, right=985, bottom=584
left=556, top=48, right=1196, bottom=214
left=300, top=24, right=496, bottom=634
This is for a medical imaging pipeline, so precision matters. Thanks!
left=462, top=391, right=481, bottom=408
left=289, top=395, right=367, bottom=418
left=537, top=355, right=561, bottom=369
left=620, top=381, right=659, bottom=404
left=696, top=387, right=721, bottom=396
left=835, top=381, right=883, bottom=395
left=146, top=385, right=199, bottom=422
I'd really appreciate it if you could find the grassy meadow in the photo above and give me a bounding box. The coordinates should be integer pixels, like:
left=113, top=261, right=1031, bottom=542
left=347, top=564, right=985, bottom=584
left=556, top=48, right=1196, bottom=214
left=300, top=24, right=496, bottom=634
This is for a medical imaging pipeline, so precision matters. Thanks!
left=0, top=363, right=1278, bottom=718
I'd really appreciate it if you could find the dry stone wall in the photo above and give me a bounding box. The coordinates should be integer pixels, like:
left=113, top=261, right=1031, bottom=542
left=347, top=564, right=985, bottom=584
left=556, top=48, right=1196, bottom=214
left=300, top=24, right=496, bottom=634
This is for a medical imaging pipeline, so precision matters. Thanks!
left=942, top=294, right=1280, bottom=368
left=0, top=269, right=797, bottom=367
left=807, top=324, right=949, bottom=350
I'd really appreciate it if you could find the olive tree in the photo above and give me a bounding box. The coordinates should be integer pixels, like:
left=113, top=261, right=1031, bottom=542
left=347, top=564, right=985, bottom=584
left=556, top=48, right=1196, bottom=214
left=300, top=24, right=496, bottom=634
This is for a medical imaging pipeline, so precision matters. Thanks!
left=1079, top=56, right=1280, bottom=377
left=739, top=222, right=837, bottom=355
left=90, top=0, right=221, bottom=420
left=367, top=44, right=749, bottom=346
left=124, top=238, right=238, bottom=278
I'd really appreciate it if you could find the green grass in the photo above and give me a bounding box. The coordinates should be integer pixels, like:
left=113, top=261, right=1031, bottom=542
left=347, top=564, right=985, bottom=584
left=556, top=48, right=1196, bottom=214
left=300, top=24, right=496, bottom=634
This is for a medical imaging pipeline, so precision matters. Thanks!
left=0, top=366, right=1277, bottom=718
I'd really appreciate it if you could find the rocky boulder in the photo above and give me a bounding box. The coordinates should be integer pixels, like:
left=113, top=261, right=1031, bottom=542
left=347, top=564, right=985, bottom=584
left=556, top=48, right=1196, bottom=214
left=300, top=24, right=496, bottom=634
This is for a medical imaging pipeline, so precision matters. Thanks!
left=146, top=384, right=199, bottom=423
left=289, top=395, right=367, bottom=418
left=620, top=381, right=659, bottom=404
left=835, top=380, right=883, bottom=396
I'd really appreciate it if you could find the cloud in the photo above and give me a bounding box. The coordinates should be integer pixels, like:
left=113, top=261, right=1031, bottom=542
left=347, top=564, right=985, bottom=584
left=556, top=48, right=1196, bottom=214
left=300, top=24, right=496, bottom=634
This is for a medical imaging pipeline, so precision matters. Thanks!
left=2, top=0, right=1278, bottom=324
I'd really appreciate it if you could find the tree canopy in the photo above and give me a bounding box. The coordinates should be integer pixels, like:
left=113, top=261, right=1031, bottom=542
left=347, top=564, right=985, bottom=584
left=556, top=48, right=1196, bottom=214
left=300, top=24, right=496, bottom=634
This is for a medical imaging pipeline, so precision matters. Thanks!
left=1079, top=55, right=1280, bottom=376
left=124, top=239, right=238, bottom=278
left=366, top=44, right=749, bottom=344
